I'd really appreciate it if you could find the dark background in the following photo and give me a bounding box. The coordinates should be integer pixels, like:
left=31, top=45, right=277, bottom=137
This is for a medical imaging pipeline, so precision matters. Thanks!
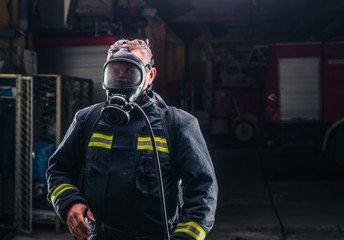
left=1, top=0, right=344, bottom=239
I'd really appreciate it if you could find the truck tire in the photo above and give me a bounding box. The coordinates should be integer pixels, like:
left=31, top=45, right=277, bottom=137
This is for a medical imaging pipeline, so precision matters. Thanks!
left=232, top=114, right=259, bottom=143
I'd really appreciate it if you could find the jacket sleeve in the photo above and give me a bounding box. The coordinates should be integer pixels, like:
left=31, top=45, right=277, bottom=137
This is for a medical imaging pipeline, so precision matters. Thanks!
left=171, top=109, right=218, bottom=240
left=46, top=108, right=89, bottom=223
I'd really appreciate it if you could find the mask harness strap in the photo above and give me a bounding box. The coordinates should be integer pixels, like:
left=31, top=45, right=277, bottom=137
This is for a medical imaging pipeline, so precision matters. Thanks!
left=133, top=102, right=171, bottom=240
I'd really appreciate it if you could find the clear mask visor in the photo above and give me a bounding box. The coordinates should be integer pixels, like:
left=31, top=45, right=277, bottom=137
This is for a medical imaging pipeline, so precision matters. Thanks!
left=103, top=61, right=143, bottom=89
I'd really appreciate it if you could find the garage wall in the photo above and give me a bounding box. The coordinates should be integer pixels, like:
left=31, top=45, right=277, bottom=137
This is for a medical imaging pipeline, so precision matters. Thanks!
left=37, top=45, right=109, bottom=104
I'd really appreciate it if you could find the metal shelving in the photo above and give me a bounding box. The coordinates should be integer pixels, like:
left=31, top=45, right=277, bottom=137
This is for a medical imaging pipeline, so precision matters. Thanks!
left=0, top=74, right=93, bottom=233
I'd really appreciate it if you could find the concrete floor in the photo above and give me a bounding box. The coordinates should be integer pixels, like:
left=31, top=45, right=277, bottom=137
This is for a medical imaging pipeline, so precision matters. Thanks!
left=207, top=147, right=344, bottom=240
left=7, top=147, right=344, bottom=240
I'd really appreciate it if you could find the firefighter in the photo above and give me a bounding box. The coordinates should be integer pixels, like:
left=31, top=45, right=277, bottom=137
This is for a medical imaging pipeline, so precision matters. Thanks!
left=46, top=39, right=218, bottom=240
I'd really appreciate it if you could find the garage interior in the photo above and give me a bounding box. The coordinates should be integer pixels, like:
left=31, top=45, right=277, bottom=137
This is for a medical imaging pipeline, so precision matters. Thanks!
left=1, top=0, right=344, bottom=239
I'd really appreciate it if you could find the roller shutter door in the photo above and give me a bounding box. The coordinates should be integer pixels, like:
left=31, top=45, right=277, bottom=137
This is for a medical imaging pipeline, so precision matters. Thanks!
left=278, top=57, right=321, bottom=121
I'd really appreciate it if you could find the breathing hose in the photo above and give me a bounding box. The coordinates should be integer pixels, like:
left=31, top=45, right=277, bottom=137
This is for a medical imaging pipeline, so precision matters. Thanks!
left=134, top=103, right=171, bottom=240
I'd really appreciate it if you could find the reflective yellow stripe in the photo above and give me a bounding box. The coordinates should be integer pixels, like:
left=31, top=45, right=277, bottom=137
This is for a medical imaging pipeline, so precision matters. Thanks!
left=51, top=183, right=78, bottom=204
left=175, top=222, right=206, bottom=240
left=138, top=136, right=167, bottom=144
left=137, top=145, right=169, bottom=153
left=178, top=222, right=206, bottom=237
left=91, top=133, right=113, bottom=140
left=137, top=145, right=153, bottom=151
left=51, top=183, right=71, bottom=198
left=137, top=137, right=169, bottom=153
left=88, top=141, right=112, bottom=149
left=88, top=132, right=113, bottom=149
left=52, top=187, right=77, bottom=204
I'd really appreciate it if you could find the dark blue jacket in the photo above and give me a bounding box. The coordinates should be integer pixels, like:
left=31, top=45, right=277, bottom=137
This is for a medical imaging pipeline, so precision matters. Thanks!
left=46, top=93, right=218, bottom=240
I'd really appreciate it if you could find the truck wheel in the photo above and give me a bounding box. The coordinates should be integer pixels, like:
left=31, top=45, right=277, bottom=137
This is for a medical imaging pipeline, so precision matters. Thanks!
left=233, top=120, right=256, bottom=143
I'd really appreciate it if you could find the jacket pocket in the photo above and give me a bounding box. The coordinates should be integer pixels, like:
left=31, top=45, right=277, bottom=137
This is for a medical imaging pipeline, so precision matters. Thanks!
left=136, top=150, right=156, bottom=195
left=136, top=149, right=172, bottom=195
left=85, top=147, right=99, bottom=163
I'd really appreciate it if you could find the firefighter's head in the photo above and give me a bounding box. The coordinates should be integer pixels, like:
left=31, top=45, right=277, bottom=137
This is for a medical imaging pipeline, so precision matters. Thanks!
left=101, top=39, right=156, bottom=125
left=103, top=39, right=156, bottom=101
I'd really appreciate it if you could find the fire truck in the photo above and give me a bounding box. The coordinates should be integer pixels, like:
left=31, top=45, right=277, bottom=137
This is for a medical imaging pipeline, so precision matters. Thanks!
left=212, top=42, right=344, bottom=166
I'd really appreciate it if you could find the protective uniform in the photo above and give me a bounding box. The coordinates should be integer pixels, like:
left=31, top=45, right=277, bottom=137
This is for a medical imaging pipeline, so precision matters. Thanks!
left=46, top=92, right=217, bottom=240
left=47, top=43, right=217, bottom=240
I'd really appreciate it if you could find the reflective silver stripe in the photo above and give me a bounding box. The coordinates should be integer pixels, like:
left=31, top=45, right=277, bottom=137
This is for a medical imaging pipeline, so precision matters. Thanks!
left=174, top=222, right=206, bottom=240
left=137, top=140, right=168, bottom=149
left=137, top=136, right=169, bottom=153
left=176, top=224, right=200, bottom=233
left=89, top=137, right=112, bottom=145
left=88, top=133, right=113, bottom=149
left=51, top=183, right=78, bottom=205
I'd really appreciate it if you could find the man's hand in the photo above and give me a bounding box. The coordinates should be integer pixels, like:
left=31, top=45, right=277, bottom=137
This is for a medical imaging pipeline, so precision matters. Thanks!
left=67, top=203, right=96, bottom=239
